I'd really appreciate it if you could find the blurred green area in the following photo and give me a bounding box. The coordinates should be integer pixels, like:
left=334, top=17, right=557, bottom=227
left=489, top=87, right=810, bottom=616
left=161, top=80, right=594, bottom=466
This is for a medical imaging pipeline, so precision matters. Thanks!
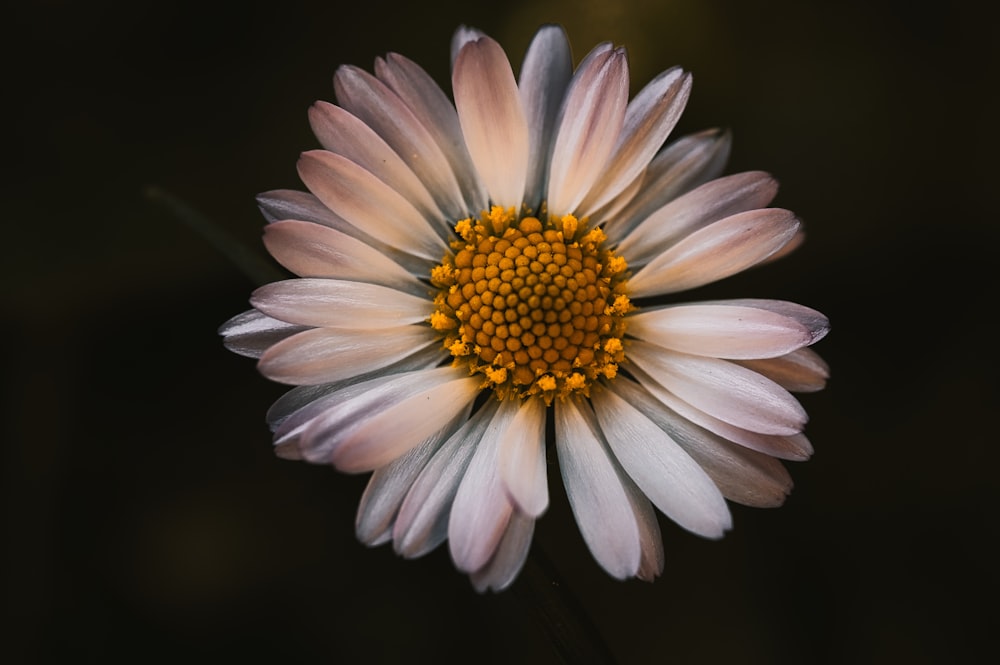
left=2, top=0, right=996, bottom=663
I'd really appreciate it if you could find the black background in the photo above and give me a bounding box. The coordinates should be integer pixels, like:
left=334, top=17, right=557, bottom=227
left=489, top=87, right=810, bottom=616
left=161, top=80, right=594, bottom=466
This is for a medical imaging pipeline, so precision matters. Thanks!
left=4, top=0, right=997, bottom=663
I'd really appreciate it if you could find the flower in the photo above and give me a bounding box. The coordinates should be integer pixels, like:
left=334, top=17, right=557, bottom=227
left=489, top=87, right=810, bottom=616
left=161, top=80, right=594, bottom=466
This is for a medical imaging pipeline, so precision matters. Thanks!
left=220, top=24, right=829, bottom=592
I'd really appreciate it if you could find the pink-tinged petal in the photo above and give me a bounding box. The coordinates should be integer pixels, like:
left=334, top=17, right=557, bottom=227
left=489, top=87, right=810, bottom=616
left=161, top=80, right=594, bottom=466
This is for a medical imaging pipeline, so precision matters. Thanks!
left=589, top=168, right=644, bottom=230
left=262, top=220, right=424, bottom=295
left=630, top=365, right=813, bottom=460
left=333, top=65, right=468, bottom=219
left=394, top=401, right=500, bottom=559
left=592, top=387, right=731, bottom=539
left=268, top=384, right=347, bottom=441
left=555, top=395, right=641, bottom=579
left=546, top=46, right=629, bottom=215
left=218, top=309, right=308, bottom=359
left=761, top=228, right=806, bottom=264
left=307, top=368, right=480, bottom=473
left=273, top=440, right=304, bottom=462
left=329, top=400, right=478, bottom=476
left=308, top=101, right=444, bottom=223
left=376, top=53, right=487, bottom=213
left=611, top=378, right=794, bottom=507
left=273, top=370, right=425, bottom=461
left=250, top=279, right=430, bottom=328
left=628, top=208, right=801, bottom=298
left=567, top=40, right=613, bottom=77
left=256, top=189, right=428, bottom=274
left=518, top=24, right=573, bottom=210
left=297, top=151, right=445, bottom=262
left=449, top=399, right=524, bottom=573
left=271, top=380, right=388, bottom=452
left=736, top=347, right=830, bottom=393
left=627, top=299, right=829, bottom=360
left=453, top=36, right=529, bottom=207
left=268, top=384, right=342, bottom=434
left=629, top=342, right=808, bottom=436
left=578, top=68, right=692, bottom=217
left=498, top=397, right=548, bottom=518
left=355, top=403, right=473, bottom=546
left=258, top=325, right=436, bottom=386
left=257, top=189, right=343, bottom=226
left=266, top=343, right=444, bottom=432
left=617, top=469, right=665, bottom=582
left=450, top=25, right=486, bottom=67
left=600, top=128, right=731, bottom=239
left=618, top=171, right=779, bottom=266
left=470, top=512, right=535, bottom=593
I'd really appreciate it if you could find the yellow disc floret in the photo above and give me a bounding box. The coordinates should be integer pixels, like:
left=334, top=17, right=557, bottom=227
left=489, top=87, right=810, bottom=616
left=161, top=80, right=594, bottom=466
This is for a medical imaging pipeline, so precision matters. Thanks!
left=430, top=206, right=632, bottom=404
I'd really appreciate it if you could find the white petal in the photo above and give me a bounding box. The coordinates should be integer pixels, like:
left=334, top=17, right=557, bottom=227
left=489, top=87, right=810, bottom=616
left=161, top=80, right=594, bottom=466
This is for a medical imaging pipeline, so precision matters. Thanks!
left=376, top=53, right=488, bottom=213
left=600, top=128, right=731, bottom=239
left=308, top=101, right=444, bottom=224
left=555, top=396, right=640, bottom=579
left=218, top=309, right=308, bottom=359
left=627, top=299, right=829, bottom=359
left=453, top=36, right=529, bottom=207
left=498, top=397, right=548, bottom=517
left=618, top=171, right=779, bottom=265
left=735, top=347, right=830, bottom=393
left=592, top=387, right=731, bottom=539
left=250, top=279, right=430, bottom=328
left=450, top=25, right=486, bottom=67
left=272, top=371, right=411, bottom=458
left=262, top=220, right=424, bottom=296
left=470, top=512, right=535, bottom=593
left=617, top=470, right=665, bottom=582
left=297, top=151, right=446, bottom=262
left=629, top=341, right=808, bottom=435
left=355, top=403, right=473, bottom=545
left=588, top=165, right=644, bottom=229
left=256, top=189, right=428, bottom=275
left=269, top=382, right=372, bottom=437
left=610, top=378, right=794, bottom=508
left=274, top=367, right=474, bottom=470
left=257, top=189, right=344, bottom=227
left=333, top=65, right=468, bottom=219
left=578, top=68, right=692, bottom=216
left=761, top=228, right=806, bottom=264
left=630, top=365, right=813, bottom=460
left=324, top=373, right=482, bottom=473
left=449, top=399, right=525, bottom=572
left=266, top=343, right=443, bottom=431
left=258, top=325, right=436, bottom=386
left=394, top=400, right=500, bottom=558
left=546, top=46, right=628, bottom=215
left=628, top=208, right=801, bottom=297
left=518, top=24, right=573, bottom=210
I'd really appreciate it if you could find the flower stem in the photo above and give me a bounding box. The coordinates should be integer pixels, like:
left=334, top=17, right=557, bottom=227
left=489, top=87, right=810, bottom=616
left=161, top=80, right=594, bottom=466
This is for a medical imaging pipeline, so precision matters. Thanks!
left=144, top=185, right=285, bottom=286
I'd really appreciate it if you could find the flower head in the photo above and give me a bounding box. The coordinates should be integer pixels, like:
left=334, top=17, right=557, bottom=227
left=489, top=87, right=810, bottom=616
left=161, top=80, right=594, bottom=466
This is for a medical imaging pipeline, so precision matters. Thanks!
left=221, top=25, right=829, bottom=592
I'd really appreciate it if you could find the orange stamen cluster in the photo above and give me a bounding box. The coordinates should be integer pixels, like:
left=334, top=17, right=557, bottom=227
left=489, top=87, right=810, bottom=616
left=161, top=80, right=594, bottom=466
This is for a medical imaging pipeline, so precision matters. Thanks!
left=430, top=206, right=631, bottom=403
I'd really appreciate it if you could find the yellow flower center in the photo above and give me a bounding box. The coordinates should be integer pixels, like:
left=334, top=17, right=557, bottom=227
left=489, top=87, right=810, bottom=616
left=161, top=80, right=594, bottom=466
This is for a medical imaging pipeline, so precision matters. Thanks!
left=430, top=206, right=632, bottom=404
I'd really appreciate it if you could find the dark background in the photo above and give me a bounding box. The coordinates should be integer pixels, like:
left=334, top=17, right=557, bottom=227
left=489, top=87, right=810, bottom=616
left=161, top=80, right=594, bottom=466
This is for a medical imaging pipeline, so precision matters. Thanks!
left=3, top=0, right=997, bottom=663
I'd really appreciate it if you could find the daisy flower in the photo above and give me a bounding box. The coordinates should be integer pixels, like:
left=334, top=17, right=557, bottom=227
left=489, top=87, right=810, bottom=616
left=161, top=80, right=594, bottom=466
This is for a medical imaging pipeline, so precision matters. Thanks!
left=220, top=24, right=829, bottom=592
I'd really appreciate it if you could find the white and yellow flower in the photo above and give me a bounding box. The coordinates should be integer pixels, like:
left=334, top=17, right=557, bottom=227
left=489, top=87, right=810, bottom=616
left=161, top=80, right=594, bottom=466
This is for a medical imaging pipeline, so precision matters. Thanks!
left=221, top=25, right=829, bottom=592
